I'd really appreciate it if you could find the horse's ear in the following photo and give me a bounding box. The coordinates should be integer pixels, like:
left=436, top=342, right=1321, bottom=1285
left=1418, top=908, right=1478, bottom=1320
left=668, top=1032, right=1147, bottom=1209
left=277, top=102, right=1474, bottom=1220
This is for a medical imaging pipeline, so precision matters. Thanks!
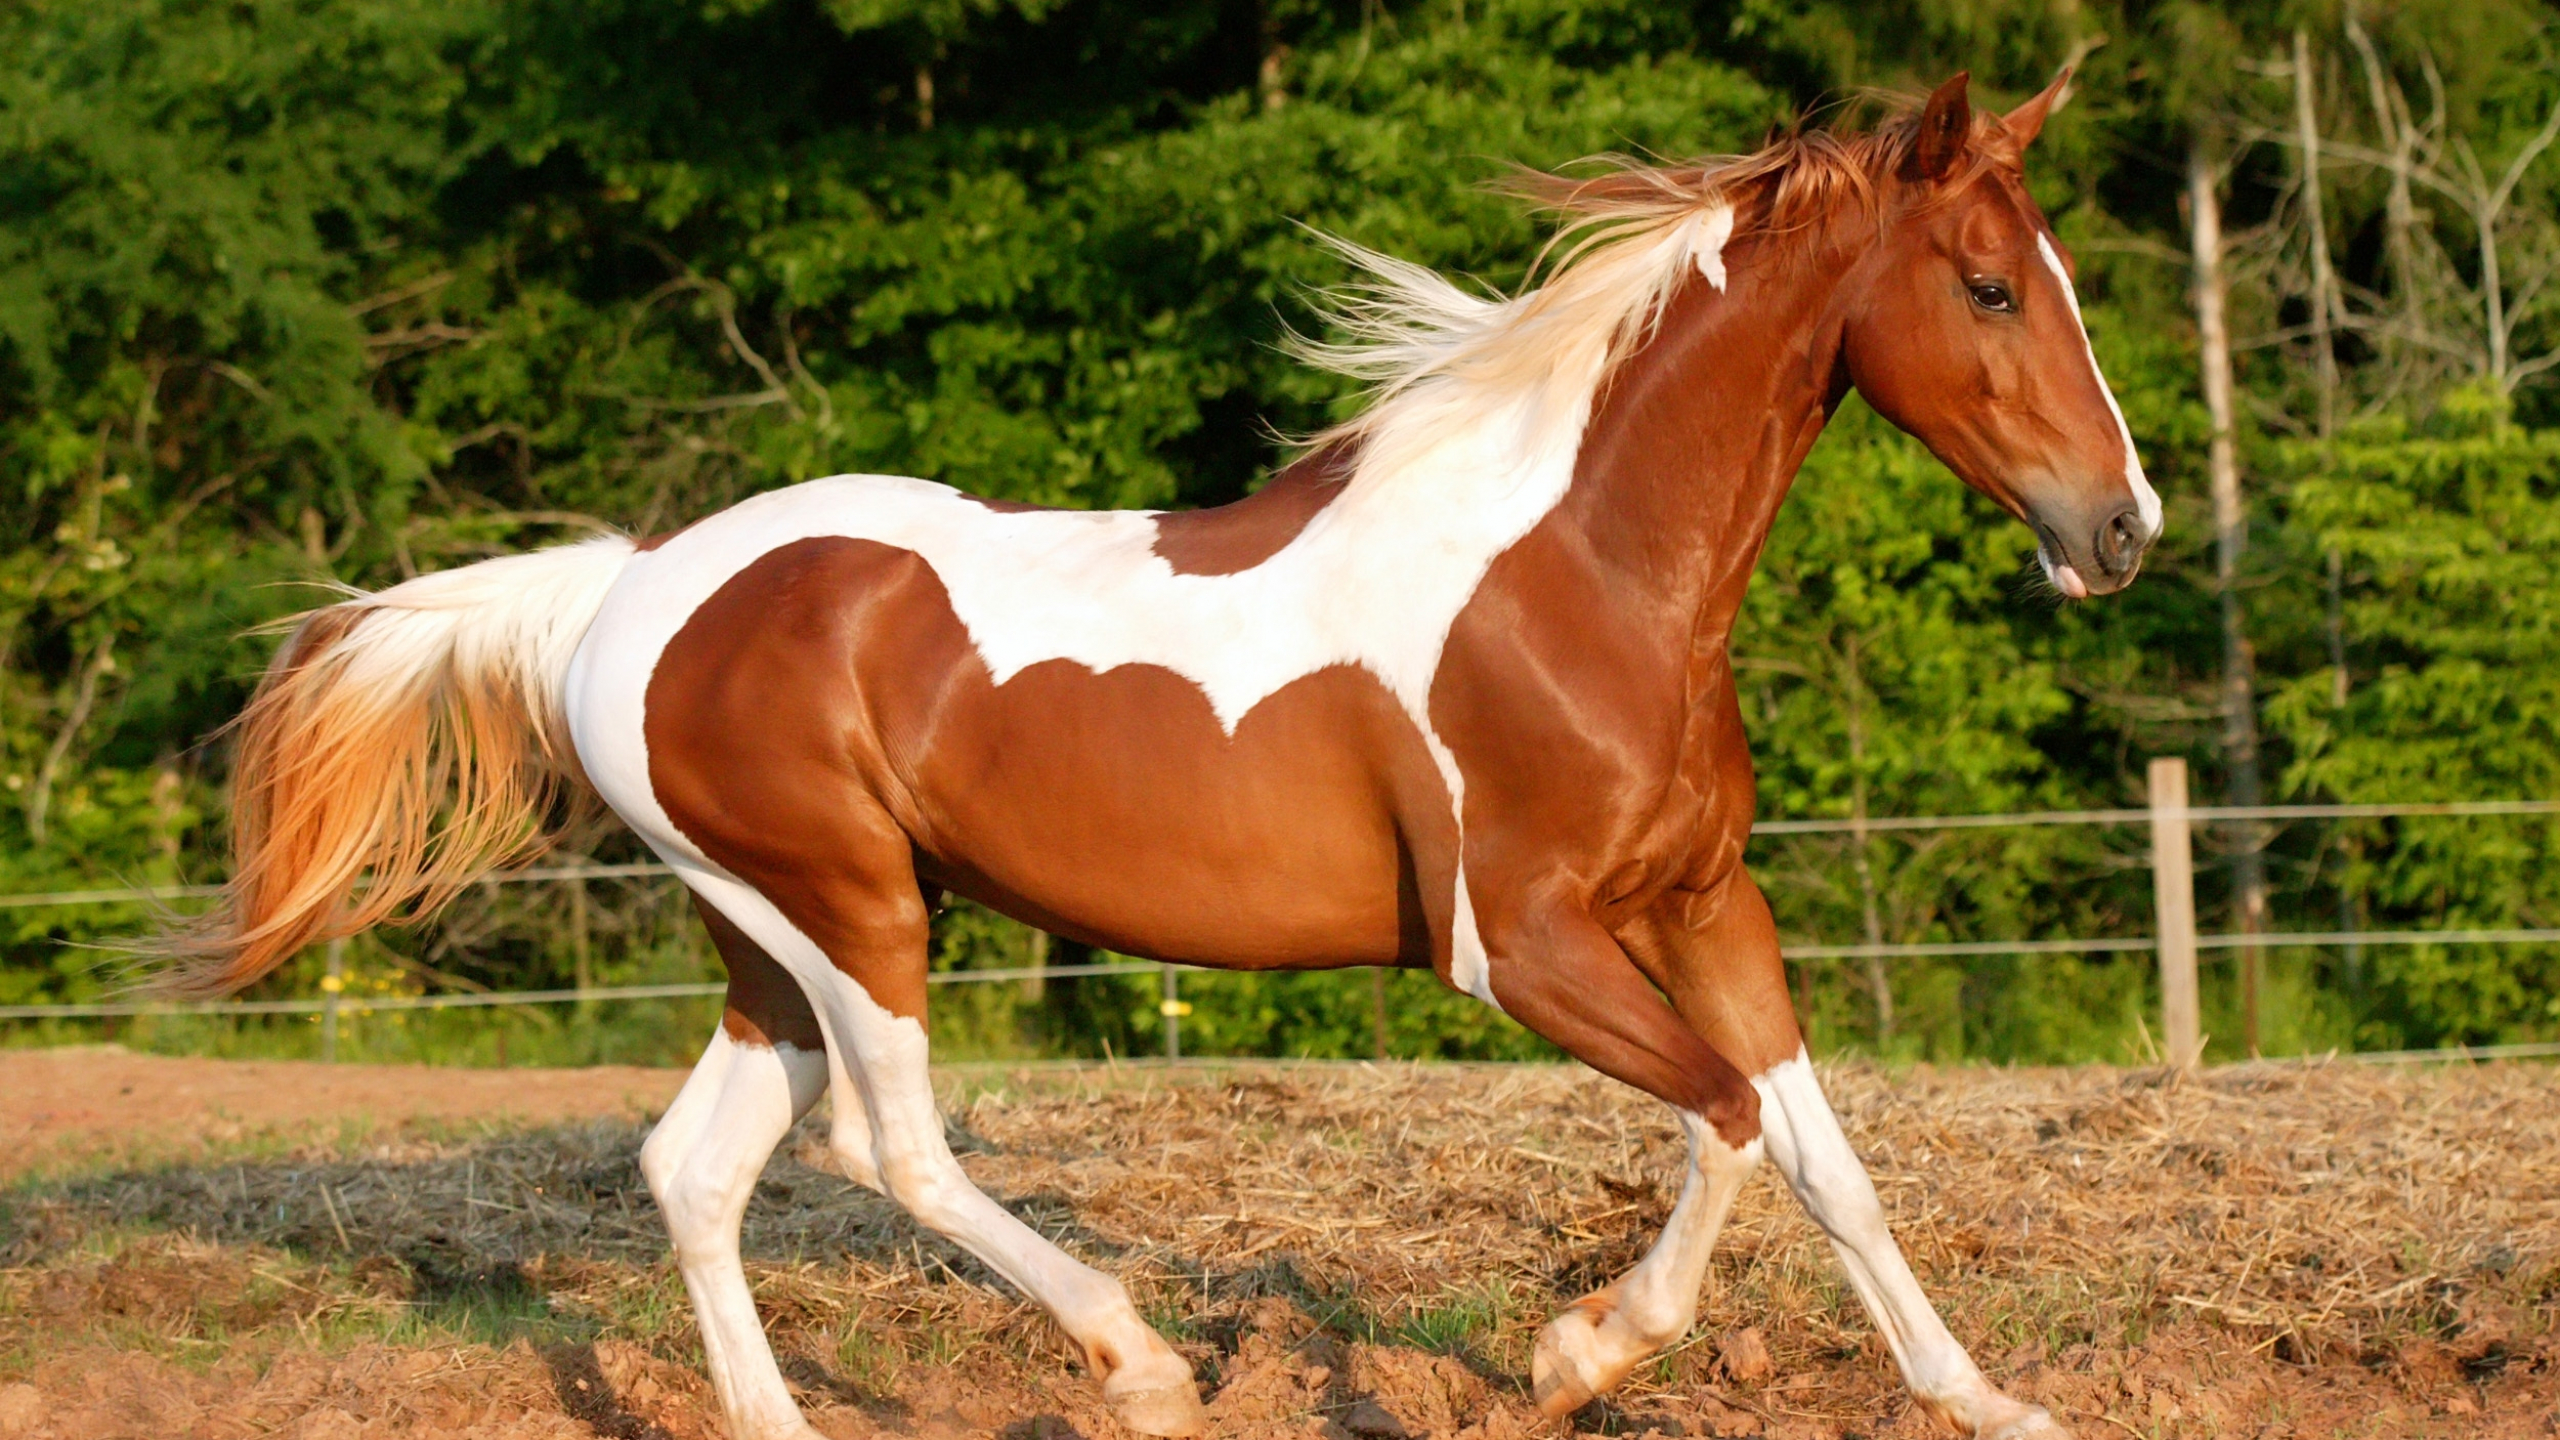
left=1998, top=67, right=2073, bottom=157
left=1911, top=72, right=1973, bottom=183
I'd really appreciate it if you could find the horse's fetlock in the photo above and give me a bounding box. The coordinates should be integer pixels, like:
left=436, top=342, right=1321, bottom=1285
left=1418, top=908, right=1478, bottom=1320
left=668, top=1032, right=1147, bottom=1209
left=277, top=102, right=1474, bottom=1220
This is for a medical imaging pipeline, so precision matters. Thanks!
left=1624, top=1299, right=1697, bottom=1352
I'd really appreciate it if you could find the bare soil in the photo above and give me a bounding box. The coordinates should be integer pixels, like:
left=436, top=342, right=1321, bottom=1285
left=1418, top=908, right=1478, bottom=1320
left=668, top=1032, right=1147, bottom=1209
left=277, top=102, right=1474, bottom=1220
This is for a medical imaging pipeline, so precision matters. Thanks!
left=0, top=1047, right=685, bottom=1182
left=2, top=1050, right=2556, bottom=1439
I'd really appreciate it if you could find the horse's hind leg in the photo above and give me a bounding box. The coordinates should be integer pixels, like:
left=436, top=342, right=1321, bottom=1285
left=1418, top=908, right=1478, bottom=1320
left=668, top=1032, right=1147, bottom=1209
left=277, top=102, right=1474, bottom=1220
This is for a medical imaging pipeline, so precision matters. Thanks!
left=688, top=863, right=1207, bottom=1439
left=640, top=903, right=833, bottom=1440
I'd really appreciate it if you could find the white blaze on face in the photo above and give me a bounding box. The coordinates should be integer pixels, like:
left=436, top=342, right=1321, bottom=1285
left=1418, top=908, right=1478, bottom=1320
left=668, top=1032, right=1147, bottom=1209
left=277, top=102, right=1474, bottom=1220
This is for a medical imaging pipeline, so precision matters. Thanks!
left=2036, top=232, right=2162, bottom=539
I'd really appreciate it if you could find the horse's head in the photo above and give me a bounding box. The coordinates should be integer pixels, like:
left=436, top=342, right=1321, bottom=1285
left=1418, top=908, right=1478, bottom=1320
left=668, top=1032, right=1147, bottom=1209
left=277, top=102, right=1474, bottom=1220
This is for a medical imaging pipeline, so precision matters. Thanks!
left=1842, top=72, right=2161, bottom=598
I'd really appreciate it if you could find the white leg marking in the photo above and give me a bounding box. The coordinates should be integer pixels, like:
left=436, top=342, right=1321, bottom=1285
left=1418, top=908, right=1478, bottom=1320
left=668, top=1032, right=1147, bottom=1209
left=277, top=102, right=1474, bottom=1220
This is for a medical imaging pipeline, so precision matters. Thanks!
left=1753, top=1053, right=2065, bottom=1438
left=686, top=871, right=1205, bottom=1437
left=1534, top=1111, right=1761, bottom=1414
left=640, top=1029, right=829, bottom=1440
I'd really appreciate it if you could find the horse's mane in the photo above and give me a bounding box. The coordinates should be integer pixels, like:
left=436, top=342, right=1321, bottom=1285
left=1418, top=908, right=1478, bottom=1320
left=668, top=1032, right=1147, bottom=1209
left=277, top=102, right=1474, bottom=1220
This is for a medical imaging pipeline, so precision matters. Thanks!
left=1292, top=103, right=1995, bottom=465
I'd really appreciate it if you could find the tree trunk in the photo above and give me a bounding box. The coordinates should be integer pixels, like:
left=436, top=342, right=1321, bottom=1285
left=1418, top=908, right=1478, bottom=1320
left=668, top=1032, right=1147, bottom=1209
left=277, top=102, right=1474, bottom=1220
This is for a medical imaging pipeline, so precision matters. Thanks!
left=2293, top=28, right=2340, bottom=439
left=2188, top=147, right=2269, bottom=1056
left=2345, top=16, right=2428, bottom=374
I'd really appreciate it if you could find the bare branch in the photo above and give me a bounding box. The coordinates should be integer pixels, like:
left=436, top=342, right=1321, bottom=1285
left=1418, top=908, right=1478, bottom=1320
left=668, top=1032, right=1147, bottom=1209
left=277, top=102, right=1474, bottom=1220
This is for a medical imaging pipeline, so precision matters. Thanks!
left=349, top=271, right=457, bottom=317
left=26, top=638, right=116, bottom=848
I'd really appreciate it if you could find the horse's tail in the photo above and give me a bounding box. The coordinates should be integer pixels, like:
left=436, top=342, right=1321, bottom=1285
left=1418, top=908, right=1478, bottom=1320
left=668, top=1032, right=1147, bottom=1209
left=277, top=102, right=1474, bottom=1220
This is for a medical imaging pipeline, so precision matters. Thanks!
left=150, top=535, right=638, bottom=998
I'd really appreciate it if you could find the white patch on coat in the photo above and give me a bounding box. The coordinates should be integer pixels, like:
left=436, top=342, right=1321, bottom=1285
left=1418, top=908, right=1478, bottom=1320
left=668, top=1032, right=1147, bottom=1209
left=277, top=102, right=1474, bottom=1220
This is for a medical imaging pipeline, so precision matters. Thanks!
left=2036, top=232, right=2162, bottom=537
left=568, top=458, right=1564, bottom=1003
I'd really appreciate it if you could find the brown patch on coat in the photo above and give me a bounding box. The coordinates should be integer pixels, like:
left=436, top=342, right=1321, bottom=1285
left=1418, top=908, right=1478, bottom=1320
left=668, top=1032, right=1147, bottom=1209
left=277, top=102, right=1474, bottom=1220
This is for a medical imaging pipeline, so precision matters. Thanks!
left=642, top=538, right=1455, bottom=1023
left=1151, top=440, right=1359, bottom=576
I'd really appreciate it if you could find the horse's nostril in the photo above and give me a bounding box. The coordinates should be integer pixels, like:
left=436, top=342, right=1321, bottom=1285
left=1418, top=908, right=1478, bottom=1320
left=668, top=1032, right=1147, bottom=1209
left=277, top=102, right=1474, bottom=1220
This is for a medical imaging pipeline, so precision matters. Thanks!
left=2099, top=510, right=2145, bottom=575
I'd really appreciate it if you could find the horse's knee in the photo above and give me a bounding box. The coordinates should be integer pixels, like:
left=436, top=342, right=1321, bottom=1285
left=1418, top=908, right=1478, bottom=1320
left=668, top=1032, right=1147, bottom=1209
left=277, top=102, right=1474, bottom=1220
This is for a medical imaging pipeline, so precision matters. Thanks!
left=1697, top=1069, right=1762, bottom=1149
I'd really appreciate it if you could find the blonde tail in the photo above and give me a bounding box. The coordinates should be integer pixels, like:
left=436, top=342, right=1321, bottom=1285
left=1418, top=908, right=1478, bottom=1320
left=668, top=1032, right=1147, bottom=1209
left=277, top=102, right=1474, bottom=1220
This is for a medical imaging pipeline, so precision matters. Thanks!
left=152, top=536, right=637, bottom=997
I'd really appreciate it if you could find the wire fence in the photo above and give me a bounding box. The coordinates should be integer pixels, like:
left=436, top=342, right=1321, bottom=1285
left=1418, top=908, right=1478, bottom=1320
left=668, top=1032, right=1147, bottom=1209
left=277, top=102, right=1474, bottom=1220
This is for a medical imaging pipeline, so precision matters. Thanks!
left=8, top=781, right=2559, bottom=1064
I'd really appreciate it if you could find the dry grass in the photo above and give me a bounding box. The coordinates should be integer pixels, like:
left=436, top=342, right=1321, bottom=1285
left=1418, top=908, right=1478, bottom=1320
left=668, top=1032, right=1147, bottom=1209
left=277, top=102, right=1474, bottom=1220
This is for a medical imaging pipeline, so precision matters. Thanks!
left=2, top=1057, right=2557, bottom=1439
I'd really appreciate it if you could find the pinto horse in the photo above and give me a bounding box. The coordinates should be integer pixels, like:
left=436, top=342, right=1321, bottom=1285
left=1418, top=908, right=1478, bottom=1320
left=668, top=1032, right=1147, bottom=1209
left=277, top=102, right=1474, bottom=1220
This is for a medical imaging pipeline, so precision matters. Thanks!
left=165, top=73, right=2153, bottom=1440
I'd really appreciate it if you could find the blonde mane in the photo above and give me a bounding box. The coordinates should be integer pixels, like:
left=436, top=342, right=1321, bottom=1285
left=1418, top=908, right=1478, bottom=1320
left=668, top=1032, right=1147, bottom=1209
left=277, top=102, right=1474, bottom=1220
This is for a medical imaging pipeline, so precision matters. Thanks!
left=1291, top=113, right=1943, bottom=467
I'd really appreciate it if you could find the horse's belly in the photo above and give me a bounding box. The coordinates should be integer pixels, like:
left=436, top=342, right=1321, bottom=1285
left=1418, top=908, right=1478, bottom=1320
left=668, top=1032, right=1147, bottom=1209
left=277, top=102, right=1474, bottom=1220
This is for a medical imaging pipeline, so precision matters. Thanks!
left=892, top=657, right=1448, bottom=969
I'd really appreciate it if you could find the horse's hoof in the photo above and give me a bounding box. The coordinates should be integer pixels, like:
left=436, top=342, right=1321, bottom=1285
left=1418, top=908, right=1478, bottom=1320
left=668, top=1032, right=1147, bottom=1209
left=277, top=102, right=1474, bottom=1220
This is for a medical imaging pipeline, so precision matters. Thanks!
left=1530, top=1303, right=1612, bottom=1419
left=1530, top=1359, right=1595, bottom=1421
left=1107, top=1381, right=1207, bottom=1438
left=1977, top=1403, right=2071, bottom=1440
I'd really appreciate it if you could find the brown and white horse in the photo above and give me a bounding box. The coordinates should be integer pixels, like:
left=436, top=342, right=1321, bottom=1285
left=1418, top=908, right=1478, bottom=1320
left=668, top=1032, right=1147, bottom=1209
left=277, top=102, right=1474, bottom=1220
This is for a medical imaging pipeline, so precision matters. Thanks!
left=165, top=74, right=2152, bottom=1440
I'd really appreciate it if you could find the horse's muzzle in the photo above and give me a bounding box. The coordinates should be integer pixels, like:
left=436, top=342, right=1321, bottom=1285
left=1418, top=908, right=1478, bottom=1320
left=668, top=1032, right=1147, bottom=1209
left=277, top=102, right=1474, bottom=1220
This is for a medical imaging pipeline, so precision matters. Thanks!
left=2036, top=500, right=2152, bottom=599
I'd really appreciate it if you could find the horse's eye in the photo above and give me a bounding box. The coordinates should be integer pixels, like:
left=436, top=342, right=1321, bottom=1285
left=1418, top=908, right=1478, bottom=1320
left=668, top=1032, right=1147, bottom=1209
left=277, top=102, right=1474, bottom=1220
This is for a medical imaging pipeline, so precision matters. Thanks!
left=1968, top=281, right=2015, bottom=314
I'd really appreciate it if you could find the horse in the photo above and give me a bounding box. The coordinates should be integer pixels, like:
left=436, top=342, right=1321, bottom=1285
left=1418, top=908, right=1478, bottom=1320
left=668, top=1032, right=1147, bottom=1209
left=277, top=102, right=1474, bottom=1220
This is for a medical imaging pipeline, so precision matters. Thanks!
left=159, top=71, right=2154, bottom=1440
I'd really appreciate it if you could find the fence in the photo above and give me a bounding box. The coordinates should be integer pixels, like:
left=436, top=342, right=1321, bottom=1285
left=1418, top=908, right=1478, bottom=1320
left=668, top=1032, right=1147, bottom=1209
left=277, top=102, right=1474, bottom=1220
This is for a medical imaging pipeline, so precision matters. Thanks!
left=7, top=756, right=2559, bottom=1066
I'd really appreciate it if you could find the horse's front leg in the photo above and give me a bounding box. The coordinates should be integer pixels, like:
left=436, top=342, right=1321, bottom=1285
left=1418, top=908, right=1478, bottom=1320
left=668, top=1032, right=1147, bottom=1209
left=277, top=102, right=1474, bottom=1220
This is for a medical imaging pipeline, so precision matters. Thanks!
left=1474, top=898, right=1767, bottom=1415
left=1536, top=1105, right=1761, bottom=1414
left=1631, top=877, right=2071, bottom=1440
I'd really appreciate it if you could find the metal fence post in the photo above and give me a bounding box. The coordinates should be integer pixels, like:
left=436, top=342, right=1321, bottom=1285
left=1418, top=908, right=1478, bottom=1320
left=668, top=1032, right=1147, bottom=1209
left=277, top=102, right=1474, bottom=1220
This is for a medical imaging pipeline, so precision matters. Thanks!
left=2148, top=758, right=2201, bottom=1067
left=321, top=935, right=345, bottom=1063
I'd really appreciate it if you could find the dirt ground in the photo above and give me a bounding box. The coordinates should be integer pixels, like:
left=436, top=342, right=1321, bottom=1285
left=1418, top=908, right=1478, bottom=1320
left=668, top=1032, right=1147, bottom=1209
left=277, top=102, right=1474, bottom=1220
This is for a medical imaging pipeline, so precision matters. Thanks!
left=0, top=1047, right=686, bottom=1182
left=2, top=1049, right=2556, bottom=1440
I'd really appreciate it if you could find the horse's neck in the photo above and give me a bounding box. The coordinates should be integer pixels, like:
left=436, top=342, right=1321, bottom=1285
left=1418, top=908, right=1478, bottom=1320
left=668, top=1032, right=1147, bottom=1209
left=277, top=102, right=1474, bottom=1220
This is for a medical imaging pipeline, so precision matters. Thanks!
left=1554, top=246, right=1855, bottom=643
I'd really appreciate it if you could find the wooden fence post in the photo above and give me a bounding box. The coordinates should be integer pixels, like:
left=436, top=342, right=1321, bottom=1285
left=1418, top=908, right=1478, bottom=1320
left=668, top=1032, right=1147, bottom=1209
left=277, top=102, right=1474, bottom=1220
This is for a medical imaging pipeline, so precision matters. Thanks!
left=1160, top=963, right=1186, bottom=1060
left=2149, top=758, right=2201, bottom=1067
left=321, top=935, right=345, bottom=1063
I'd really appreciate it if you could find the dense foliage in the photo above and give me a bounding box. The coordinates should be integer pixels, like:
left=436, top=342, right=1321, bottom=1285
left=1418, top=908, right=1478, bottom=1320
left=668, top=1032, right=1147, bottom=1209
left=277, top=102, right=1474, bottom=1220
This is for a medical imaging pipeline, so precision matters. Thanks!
left=7, top=0, right=2560, bottom=1065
